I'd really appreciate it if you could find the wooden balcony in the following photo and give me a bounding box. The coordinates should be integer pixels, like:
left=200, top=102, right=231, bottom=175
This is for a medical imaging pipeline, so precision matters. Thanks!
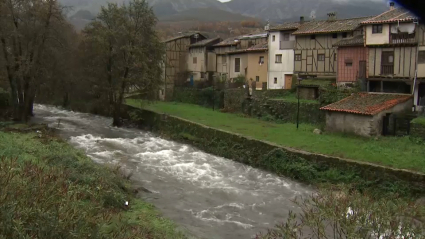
left=381, top=64, right=394, bottom=75
left=390, top=33, right=417, bottom=44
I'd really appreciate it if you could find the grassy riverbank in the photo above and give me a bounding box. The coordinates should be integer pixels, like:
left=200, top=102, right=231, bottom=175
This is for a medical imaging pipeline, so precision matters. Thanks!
left=127, top=100, right=425, bottom=174
left=0, top=123, right=186, bottom=239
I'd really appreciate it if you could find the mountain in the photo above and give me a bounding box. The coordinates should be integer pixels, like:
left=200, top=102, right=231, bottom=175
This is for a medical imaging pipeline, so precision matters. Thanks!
left=224, top=0, right=388, bottom=22
left=150, top=0, right=231, bottom=18
left=158, top=7, right=259, bottom=22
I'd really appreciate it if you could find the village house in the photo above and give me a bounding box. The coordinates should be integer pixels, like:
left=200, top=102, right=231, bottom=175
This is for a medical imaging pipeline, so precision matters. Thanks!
left=162, top=32, right=207, bottom=100
left=267, top=21, right=301, bottom=89
left=360, top=3, right=425, bottom=109
left=321, top=92, right=413, bottom=137
left=187, top=37, right=221, bottom=83
left=213, top=33, right=268, bottom=86
left=293, top=13, right=370, bottom=79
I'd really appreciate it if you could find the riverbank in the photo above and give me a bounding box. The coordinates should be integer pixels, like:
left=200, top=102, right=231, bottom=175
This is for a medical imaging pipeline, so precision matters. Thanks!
left=127, top=100, right=425, bottom=174
left=0, top=122, right=187, bottom=239
left=123, top=101, right=425, bottom=197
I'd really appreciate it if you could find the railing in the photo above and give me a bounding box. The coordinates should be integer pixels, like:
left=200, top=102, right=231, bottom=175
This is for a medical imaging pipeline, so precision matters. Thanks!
left=390, top=33, right=416, bottom=44
left=381, top=65, right=394, bottom=75
left=280, top=40, right=295, bottom=50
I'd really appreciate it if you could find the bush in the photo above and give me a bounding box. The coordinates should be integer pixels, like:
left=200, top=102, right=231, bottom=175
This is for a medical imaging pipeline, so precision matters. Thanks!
left=256, top=187, right=425, bottom=239
left=318, top=84, right=358, bottom=106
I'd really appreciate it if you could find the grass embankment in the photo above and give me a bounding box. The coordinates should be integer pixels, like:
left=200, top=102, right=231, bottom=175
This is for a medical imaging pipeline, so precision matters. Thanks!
left=412, top=116, right=425, bottom=125
left=0, top=123, right=186, bottom=239
left=127, top=100, right=425, bottom=174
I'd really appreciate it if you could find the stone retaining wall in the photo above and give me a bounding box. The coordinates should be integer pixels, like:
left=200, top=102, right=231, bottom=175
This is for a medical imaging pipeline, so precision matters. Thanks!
left=122, top=105, right=425, bottom=197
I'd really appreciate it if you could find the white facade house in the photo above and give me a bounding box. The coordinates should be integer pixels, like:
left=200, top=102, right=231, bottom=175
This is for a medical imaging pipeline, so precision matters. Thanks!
left=267, top=22, right=300, bottom=89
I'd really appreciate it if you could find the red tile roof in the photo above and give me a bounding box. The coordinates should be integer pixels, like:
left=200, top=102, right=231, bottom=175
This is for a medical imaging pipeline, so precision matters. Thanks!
left=361, top=8, right=418, bottom=25
left=269, top=22, right=301, bottom=31
left=226, top=42, right=268, bottom=54
left=320, top=93, right=413, bottom=116
left=293, top=16, right=372, bottom=35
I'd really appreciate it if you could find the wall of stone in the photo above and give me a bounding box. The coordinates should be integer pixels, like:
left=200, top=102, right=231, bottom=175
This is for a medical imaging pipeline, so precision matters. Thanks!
left=223, top=88, right=246, bottom=112
left=121, top=105, right=425, bottom=197
left=411, top=123, right=425, bottom=139
left=244, top=98, right=324, bottom=125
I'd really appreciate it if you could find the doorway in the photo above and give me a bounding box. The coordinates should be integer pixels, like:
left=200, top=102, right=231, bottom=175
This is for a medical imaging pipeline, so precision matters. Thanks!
left=284, top=74, right=293, bottom=89
left=381, top=51, right=394, bottom=75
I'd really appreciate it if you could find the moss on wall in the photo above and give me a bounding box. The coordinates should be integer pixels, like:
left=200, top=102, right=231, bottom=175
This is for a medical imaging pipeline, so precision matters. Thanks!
left=122, top=105, right=425, bottom=198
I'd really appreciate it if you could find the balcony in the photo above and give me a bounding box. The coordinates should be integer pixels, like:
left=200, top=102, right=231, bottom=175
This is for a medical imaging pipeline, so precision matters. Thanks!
left=280, top=40, right=295, bottom=50
left=381, top=64, right=394, bottom=75
left=390, top=33, right=417, bottom=44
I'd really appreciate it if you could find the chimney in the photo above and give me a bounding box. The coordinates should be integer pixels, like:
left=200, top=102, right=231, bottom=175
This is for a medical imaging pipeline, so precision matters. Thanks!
left=327, top=12, right=337, bottom=21
left=389, top=2, right=395, bottom=10
left=300, top=16, right=305, bottom=24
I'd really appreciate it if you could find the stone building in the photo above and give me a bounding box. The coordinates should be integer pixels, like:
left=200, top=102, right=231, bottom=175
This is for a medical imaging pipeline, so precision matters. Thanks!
left=321, top=92, right=413, bottom=137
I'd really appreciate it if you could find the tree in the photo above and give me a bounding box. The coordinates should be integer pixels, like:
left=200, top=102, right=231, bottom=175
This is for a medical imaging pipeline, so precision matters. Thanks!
left=81, top=0, right=164, bottom=126
left=0, top=0, right=70, bottom=121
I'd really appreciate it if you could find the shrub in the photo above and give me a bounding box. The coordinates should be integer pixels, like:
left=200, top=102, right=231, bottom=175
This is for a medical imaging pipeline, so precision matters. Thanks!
left=256, top=187, right=425, bottom=239
left=318, top=84, right=358, bottom=106
left=0, top=88, right=9, bottom=108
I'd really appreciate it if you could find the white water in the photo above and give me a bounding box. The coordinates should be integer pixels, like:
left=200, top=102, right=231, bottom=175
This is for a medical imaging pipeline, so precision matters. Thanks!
left=33, top=105, right=311, bottom=239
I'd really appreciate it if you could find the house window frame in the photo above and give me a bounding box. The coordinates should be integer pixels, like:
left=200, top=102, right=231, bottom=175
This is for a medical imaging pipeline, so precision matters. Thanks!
left=342, top=32, right=348, bottom=38
left=372, top=24, right=383, bottom=34
left=222, top=56, right=227, bottom=64
left=295, top=54, right=302, bottom=61
left=418, top=51, right=425, bottom=64
left=274, top=77, right=278, bottom=84
left=256, top=76, right=260, bottom=82
left=272, top=35, right=276, bottom=42
left=332, top=33, right=338, bottom=39
left=282, top=33, right=290, bottom=41
left=310, top=35, right=316, bottom=40
left=275, top=54, right=282, bottom=63
left=235, top=57, right=241, bottom=72
left=259, top=56, right=265, bottom=64
left=318, top=54, right=325, bottom=61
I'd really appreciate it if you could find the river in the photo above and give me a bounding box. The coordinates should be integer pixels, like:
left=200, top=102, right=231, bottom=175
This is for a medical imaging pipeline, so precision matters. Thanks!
left=32, top=104, right=311, bottom=239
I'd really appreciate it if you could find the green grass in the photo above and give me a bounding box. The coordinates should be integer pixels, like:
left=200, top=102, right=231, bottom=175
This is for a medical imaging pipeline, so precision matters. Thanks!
left=0, top=125, right=186, bottom=239
left=412, top=116, right=425, bottom=125
left=269, top=93, right=319, bottom=104
left=127, top=100, right=425, bottom=173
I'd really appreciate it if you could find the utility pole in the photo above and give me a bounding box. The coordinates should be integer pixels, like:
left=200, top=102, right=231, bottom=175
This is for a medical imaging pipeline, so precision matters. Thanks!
left=297, top=78, right=301, bottom=129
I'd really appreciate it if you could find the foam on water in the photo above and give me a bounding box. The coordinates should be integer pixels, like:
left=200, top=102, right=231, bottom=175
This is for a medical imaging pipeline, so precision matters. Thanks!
left=34, top=104, right=311, bottom=239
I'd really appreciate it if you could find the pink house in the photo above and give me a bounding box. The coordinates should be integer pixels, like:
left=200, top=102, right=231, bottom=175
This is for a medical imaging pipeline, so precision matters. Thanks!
left=334, top=35, right=367, bottom=85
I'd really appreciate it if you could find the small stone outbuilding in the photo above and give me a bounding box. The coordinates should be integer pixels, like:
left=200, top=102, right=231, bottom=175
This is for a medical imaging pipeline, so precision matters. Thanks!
left=321, top=93, right=413, bottom=137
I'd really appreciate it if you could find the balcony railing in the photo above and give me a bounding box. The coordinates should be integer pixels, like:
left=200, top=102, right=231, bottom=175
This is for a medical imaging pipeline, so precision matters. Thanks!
left=390, top=33, right=416, bottom=44
left=280, top=40, right=295, bottom=50
left=381, top=64, right=394, bottom=75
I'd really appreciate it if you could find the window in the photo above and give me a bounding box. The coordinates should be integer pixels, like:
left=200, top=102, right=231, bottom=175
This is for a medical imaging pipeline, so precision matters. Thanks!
left=222, top=56, right=227, bottom=64
left=310, top=35, right=316, bottom=40
left=332, top=33, right=338, bottom=39
left=256, top=76, right=260, bottom=82
left=345, top=58, right=353, bottom=67
left=342, top=32, right=348, bottom=38
left=275, top=54, right=282, bottom=63
left=419, top=51, right=425, bottom=64
left=193, top=57, right=197, bottom=64
left=200, top=72, right=205, bottom=78
left=295, top=54, right=302, bottom=61
left=318, top=54, right=325, bottom=61
left=274, top=77, right=278, bottom=84
left=272, top=35, right=276, bottom=42
left=372, top=25, right=383, bottom=34
left=235, top=58, right=240, bottom=72
left=283, top=33, right=290, bottom=41
left=259, top=56, right=264, bottom=64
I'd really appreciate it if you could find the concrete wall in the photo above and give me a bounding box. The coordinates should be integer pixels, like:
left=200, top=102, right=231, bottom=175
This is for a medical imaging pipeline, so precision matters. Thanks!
left=247, top=51, right=268, bottom=89
left=229, top=53, right=248, bottom=79
left=418, top=46, right=425, bottom=78
left=268, top=31, right=295, bottom=89
left=325, top=98, right=413, bottom=137
left=368, top=47, right=417, bottom=78
left=188, top=46, right=207, bottom=81
left=365, top=24, right=390, bottom=45
left=337, top=46, right=367, bottom=83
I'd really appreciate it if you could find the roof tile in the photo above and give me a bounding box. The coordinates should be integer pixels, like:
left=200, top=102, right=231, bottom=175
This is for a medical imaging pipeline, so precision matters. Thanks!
left=293, top=16, right=372, bottom=35
left=269, top=22, right=301, bottom=31
left=190, top=37, right=221, bottom=47
left=320, top=92, right=412, bottom=115
left=361, top=8, right=418, bottom=24
left=333, top=35, right=364, bottom=47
